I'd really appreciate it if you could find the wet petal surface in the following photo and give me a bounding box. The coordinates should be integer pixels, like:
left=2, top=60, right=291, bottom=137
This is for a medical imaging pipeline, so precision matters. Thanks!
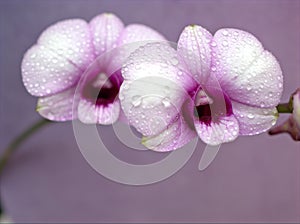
left=37, top=87, right=79, bottom=121
left=212, top=28, right=283, bottom=107
left=78, top=98, right=120, bottom=125
left=90, top=13, right=124, bottom=57
left=232, top=101, right=278, bottom=135
left=22, top=45, right=82, bottom=97
left=142, top=113, right=196, bottom=152
left=194, top=114, right=239, bottom=145
left=177, top=25, right=213, bottom=84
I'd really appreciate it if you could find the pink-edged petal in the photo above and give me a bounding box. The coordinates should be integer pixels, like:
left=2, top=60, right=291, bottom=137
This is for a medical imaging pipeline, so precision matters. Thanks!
left=120, top=77, right=189, bottom=137
left=22, top=45, right=81, bottom=97
left=142, top=113, right=196, bottom=152
left=107, top=24, right=167, bottom=75
left=38, top=19, right=94, bottom=70
left=119, top=43, right=197, bottom=137
left=77, top=99, right=120, bottom=125
left=177, top=25, right=213, bottom=84
left=232, top=100, right=278, bottom=135
left=89, top=13, right=124, bottom=57
left=194, top=115, right=239, bottom=145
left=212, top=28, right=283, bottom=107
left=121, top=42, right=196, bottom=90
left=118, top=24, right=166, bottom=45
left=37, top=87, right=79, bottom=121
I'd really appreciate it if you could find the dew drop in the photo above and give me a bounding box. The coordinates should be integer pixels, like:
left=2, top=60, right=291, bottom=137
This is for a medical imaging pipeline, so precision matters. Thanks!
left=222, top=40, right=228, bottom=47
left=222, top=30, right=229, bottom=36
left=247, top=114, right=254, bottom=119
left=211, top=41, right=217, bottom=47
left=170, top=58, right=178, bottom=66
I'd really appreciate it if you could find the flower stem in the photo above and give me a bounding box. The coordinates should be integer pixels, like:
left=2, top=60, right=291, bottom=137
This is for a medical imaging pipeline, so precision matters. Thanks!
left=277, top=103, right=293, bottom=113
left=0, top=119, right=52, bottom=176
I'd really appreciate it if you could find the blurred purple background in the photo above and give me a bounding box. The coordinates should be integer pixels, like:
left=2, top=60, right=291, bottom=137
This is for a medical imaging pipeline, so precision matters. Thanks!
left=0, top=0, right=300, bottom=222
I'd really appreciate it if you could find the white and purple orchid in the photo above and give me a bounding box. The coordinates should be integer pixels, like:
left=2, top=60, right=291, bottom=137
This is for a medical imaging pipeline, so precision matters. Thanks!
left=22, top=13, right=166, bottom=124
left=120, top=25, right=283, bottom=150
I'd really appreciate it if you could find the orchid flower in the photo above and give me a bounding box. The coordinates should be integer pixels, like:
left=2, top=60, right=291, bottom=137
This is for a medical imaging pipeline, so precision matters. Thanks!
left=120, top=25, right=283, bottom=151
left=22, top=13, right=166, bottom=124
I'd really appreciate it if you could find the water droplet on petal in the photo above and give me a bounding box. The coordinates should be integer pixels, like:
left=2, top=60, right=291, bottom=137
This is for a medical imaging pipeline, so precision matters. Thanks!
left=222, top=40, right=228, bottom=47
left=247, top=114, right=254, bottom=119
left=222, top=30, right=229, bottom=36
left=211, top=41, right=217, bottom=47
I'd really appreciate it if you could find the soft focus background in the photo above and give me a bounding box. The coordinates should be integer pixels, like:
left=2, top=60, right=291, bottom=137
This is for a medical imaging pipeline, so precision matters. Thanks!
left=0, top=0, right=300, bottom=223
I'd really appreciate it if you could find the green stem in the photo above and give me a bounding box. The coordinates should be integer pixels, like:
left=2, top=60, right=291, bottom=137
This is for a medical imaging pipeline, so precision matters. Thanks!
left=0, top=119, right=52, bottom=176
left=277, top=103, right=293, bottom=113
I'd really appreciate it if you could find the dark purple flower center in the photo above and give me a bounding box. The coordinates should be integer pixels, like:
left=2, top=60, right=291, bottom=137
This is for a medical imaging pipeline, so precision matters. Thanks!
left=82, top=70, right=122, bottom=106
left=194, top=88, right=232, bottom=125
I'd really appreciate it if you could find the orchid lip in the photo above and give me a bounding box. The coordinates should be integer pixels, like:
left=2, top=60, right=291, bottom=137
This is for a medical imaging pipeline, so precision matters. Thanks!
left=194, top=88, right=233, bottom=125
left=81, top=70, right=121, bottom=107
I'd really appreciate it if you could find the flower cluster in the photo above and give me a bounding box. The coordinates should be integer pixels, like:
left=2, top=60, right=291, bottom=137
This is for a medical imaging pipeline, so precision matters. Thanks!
left=22, top=13, right=283, bottom=151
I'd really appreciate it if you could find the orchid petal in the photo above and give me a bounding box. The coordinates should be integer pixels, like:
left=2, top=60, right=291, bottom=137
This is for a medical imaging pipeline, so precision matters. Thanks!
left=77, top=99, right=120, bottom=125
left=120, top=77, right=189, bottom=136
left=177, top=25, right=213, bottom=84
left=194, top=114, right=239, bottom=145
left=108, top=25, right=167, bottom=75
left=38, top=19, right=94, bottom=70
left=22, top=45, right=82, bottom=97
left=121, top=42, right=196, bottom=89
left=37, top=87, right=79, bottom=121
left=142, top=113, right=196, bottom=152
left=89, top=13, right=124, bottom=57
left=212, top=28, right=283, bottom=107
left=232, top=101, right=278, bottom=135
left=119, top=42, right=197, bottom=136
left=118, top=24, right=166, bottom=45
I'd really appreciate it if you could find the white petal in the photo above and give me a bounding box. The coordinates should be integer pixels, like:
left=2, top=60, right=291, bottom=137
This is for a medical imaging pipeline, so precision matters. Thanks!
left=38, top=19, right=94, bottom=70
left=78, top=99, right=120, bottom=125
left=22, top=45, right=81, bottom=97
left=232, top=100, right=278, bottom=135
left=89, top=13, right=124, bottom=57
left=142, top=113, right=196, bottom=152
left=177, top=25, right=213, bottom=84
left=118, top=24, right=166, bottom=45
left=212, top=28, right=283, bottom=107
left=194, top=114, right=239, bottom=145
left=121, top=42, right=196, bottom=89
left=120, top=77, right=189, bottom=136
left=37, top=87, right=79, bottom=121
left=107, top=24, right=167, bottom=74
